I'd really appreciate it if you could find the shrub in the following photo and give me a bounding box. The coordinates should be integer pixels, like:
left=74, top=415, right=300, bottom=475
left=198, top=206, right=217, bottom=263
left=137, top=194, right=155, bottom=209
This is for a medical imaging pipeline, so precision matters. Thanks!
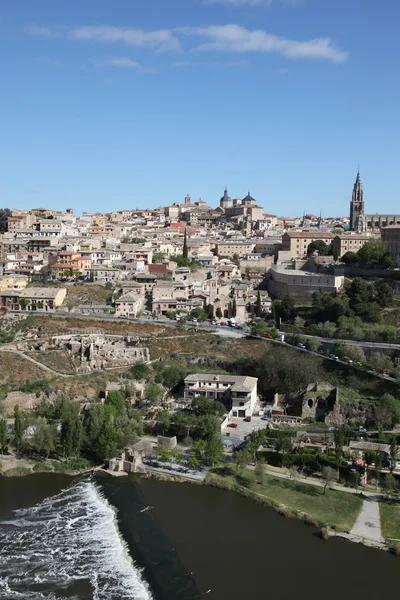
left=33, top=462, right=52, bottom=472
left=320, top=527, right=329, bottom=540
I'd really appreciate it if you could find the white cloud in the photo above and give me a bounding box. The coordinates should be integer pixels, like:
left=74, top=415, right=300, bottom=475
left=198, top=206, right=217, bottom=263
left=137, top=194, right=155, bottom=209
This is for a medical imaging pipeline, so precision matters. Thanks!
left=97, top=56, right=155, bottom=73
left=171, top=59, right=248, bottom=68
left=26, top=25, right=59, bottom=38
left=179, top=24, right=348, bottom=63
left=68, top=25, right=180, bottom=52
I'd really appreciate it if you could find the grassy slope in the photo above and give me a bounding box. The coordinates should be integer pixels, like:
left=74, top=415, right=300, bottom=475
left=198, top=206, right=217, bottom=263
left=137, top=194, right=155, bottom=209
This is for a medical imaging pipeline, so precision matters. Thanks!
left=380, top=501, right=400, bottom=542
left=208, top=466, right=363, bottom=532
left=0, top=352, right=53, bottom=385
left=26, top=350, right=76, bottom=375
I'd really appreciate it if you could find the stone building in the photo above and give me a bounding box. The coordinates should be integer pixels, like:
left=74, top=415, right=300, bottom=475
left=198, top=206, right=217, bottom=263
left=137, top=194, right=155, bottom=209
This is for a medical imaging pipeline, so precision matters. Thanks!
left=266, top=266, right=344, bottom=301
left=349, top=170, right=400, bottom=232
left=50, top=334, right=150, bottom=373
left=290, top=383, right=343, bottom=426
left=281, top=231, right=335, bottom=259
left=381, top=225, right=400, bottom=267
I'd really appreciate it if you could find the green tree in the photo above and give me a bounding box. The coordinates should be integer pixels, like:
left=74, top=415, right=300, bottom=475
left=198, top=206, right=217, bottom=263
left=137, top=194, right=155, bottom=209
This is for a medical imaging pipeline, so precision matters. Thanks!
left=280, top=295, right=295, bottom=322
left=190, top=439, right=207, bottom=463
left=390, top=437, right=398, bottom=474
left=0, top=208, right=12, bottom=233
left=334, top=427, right=345, bottom=466
left=18, top=298, right=29, bottom=310
left=307, top=240, right=331, bottom=256
left=305, top=337, right=320, bottom=353
left=374, top=452, right=382, bottom=490
left=190, top=307, right=208, bottom=322
left=322, top=466, right=337, bottom=494
left=13, top=405, right=23, bottom=451
left=131, top=363, right=151, bottom=380
left=157, top=410, right=171, bottom=435
left=246, top=430, right=265, bottom=464
left=32, top=417, right=56, bottom=458
left=373, top=394, right=400, bottom=430
left=152, top=251, right=166, bottom=264
left=345, top=345, right=366, bottom=363
left=216, top=307, right=222, bottom=319
left=341, top=251, right=358, bottom=264
left=191, top=396, right=226, bottom=417
left=146, top=383, right=164, bottom=404
left=182, top=228, right=188, bottom=259
left=374, top=280, right=394, bottom=308
left=105, top=391, right=125, bottom=415
left=205, top=435, right=224, bottom=467
left=89, top=270, right=95, bottom=282
left=206, top=271, right=212, bottom=280
left=232, top=297, right=237, bottom=318
left=188, top=456, right=200, bottom=469
left=255, top=290, right=261, bottom=318
left=0, top=418, right=7, bottom=454
left=72, top=419, right=83, bottom=456
left=234, top=448, right=251, bottom=476
left=254, top=461, right=265, bottom=483
left=60, top=414, right=73, bottom=458
left=162, top=364, right=187, bottom=389
left=357, top=240, right=393, bottom=266
left=195, top=414, right=220, bottom=439
left=384, top=473, right=398, bottom=496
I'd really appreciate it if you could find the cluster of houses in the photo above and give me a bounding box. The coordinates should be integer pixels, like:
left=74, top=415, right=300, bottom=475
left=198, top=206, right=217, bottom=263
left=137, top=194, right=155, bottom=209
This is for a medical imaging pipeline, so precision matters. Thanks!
left=0, top=187, right=385, bottom=316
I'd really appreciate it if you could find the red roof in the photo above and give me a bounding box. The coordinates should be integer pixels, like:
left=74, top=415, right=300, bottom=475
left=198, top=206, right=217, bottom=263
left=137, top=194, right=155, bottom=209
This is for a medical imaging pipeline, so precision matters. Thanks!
left=149, top=264, right=169, bottom=273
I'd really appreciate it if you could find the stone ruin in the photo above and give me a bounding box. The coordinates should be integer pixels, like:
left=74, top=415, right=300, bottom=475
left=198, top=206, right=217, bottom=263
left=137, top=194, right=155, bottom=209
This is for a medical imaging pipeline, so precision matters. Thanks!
left=47, top=334, right=150, bottom=373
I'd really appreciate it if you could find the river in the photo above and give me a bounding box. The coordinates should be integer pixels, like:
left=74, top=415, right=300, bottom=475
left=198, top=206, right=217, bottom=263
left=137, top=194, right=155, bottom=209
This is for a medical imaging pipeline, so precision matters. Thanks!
left=0, top=473, right=399, bottom=599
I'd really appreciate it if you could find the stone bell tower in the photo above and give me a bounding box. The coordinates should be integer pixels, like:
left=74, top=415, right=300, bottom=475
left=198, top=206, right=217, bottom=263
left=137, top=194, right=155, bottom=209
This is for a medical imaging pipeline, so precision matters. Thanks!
left=350, top=169, right=365, bottom=231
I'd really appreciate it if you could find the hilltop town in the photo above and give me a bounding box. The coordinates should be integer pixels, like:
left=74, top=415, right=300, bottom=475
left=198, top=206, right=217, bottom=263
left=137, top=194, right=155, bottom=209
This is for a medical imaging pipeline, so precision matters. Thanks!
left=1, top=172, right=400, bottom=548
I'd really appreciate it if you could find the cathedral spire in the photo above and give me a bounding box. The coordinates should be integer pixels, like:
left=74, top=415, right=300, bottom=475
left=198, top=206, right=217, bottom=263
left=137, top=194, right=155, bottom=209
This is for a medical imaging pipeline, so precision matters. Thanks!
left=350, top=169, right=365, bottom=231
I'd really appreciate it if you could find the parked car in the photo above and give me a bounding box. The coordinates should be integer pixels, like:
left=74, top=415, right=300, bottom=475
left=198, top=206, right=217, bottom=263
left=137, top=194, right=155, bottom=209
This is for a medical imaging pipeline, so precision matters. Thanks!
left=379, top=369, right=388, bottom=375
left=358, top=426, right=367, bottom=434
left=227, top=422, right=238, bottom=428
left=0, top=306, right=8, bottom=312
left=244, top=416, right=251, bottom=422
left=297, top=343, right=306, bottom=349
left=262, top=414, right=269, bottom=421
left=329, top=353, right=338, bottom=360
left=317, top=349, right=324, bottom=355
left=118, top=315, right=128, bottom=319
left=262, top=332, right=271, bottom=339
left=220, top=321, right=227, bottom=326
left=192, top=317, right=198, bottom=323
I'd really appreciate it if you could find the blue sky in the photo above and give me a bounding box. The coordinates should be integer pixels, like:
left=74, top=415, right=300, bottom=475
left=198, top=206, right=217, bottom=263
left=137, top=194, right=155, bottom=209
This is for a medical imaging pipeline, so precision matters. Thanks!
left=0, top=0, right=399, bottom=216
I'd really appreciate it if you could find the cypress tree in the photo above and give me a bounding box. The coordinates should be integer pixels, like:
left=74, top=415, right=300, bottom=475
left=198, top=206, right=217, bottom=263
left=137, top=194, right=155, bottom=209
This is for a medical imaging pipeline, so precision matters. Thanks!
left=232, top=297, right=237, bottom=317
left=255, top=290, right=261, bottom=317
left=13, top=405, right=23, bottom=452
left=182, top=228, right=188, bottom=259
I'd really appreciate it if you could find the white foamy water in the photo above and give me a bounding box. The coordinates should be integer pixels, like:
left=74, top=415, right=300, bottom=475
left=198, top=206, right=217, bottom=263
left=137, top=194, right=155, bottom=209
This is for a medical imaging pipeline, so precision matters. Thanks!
left=0, top=480, right=153, bottom=600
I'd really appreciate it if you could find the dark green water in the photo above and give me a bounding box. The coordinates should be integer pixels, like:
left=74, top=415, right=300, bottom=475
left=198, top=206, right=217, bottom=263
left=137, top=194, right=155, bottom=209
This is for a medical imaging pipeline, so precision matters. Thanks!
left=0, top=472, right=399, bottom=599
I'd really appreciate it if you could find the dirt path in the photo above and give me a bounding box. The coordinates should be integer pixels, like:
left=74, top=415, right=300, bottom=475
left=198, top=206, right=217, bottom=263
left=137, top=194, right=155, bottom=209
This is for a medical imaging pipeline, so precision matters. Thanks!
left=350, top=495, right=384, bottom=543
left=0, top=348, right=74, bottom=378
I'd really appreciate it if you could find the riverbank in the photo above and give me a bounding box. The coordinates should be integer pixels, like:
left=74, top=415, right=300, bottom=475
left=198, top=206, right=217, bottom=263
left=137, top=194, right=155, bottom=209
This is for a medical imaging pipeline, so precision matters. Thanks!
left=0, top=453, right=95, bottom=477
left=206, top=465, right=363, bottom=532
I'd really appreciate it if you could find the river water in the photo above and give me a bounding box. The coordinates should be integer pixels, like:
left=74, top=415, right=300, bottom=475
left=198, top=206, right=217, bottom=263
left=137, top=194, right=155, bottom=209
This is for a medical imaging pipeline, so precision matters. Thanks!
left=0, top=472, right=399, bottom=599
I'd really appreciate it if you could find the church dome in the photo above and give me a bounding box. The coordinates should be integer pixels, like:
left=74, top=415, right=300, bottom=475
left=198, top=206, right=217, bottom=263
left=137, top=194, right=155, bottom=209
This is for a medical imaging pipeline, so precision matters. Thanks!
left=220, top=187, right=231, bottom=203
left=242, top=190, right=256, bottom=204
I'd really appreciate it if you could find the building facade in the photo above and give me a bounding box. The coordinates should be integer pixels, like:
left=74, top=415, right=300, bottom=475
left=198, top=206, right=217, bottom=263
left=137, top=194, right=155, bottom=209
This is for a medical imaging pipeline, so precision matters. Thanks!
left=184, top=374, right=258, bottom=418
